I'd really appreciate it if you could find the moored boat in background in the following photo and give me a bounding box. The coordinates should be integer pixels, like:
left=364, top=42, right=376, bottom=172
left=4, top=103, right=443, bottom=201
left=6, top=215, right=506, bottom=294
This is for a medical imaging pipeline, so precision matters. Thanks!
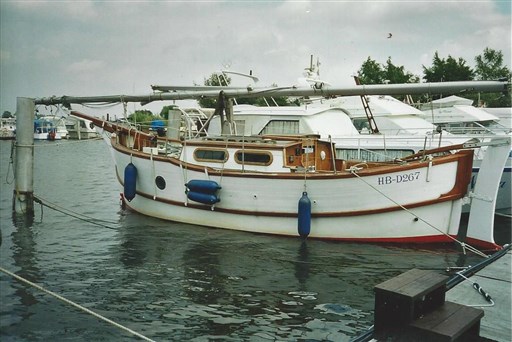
left=419, top=95, right=511, bottom=135
left=65, top=115, right=99, bottom=140
left=0, top=117, right=16, bottom=140
left=33, top=118, right=62, bottom=140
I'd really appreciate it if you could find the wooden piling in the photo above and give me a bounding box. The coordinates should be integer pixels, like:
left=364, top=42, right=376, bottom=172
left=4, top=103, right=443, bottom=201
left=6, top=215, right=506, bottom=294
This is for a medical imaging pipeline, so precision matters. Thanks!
left=12, top=97, right=35, bottom=215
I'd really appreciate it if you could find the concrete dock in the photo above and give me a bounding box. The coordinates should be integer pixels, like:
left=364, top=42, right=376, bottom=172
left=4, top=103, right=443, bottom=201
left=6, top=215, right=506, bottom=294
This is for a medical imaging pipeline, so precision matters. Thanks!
left=446, top=250, right=511, bottom=342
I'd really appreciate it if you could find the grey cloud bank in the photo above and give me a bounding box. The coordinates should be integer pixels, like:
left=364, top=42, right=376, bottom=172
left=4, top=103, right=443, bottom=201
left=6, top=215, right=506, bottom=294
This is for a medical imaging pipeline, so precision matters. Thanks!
left=1, top=0, right=510, bottom=115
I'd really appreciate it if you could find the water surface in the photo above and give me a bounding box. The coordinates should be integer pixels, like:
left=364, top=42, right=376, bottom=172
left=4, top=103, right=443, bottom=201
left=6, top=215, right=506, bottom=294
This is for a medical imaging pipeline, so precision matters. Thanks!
left=1, top=139, right=508, bottom=341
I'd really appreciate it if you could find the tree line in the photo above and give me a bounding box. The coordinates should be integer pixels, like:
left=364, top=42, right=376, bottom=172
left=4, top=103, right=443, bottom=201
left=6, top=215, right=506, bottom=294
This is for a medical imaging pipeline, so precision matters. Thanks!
left=119, top=47, right=510, bottom=124
left=357, top=47, right=510, bottom=107
left=2, top=47, right=509, bottom=121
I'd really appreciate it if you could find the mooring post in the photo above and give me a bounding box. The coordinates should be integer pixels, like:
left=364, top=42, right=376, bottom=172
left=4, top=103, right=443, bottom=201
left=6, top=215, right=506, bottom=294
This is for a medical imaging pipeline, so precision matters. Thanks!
left=12, top=97, right=35, bottom=215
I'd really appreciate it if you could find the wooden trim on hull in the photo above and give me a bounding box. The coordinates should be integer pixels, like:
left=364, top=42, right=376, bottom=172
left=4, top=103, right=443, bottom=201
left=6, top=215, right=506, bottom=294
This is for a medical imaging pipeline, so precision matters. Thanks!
left=463, top=237, right=502, bottom=251
left=112, top=142, right=473, bottom=217
left=123, top=199, right=494, bottom=249
left=132, top=186, right=463, bottom=218
left=114, top=164, right=464, bottom=218
left=111, top=136, right=474, bottom=182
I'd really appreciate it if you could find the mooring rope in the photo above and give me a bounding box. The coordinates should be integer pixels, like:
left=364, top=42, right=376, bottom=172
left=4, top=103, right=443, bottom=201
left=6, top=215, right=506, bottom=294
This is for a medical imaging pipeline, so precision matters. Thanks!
left=14, top=137, right=103, bottom=149
left=33, top=194, right=119, bottom=230
left=0, top=266, right=155, bottom=341
left=495, top=211, right=512, bottom=219
left=454, top=271, right=495, bottom=307
left=5, top=140, right=15, bottom=184
left=348, top=167, right=488, bottom=258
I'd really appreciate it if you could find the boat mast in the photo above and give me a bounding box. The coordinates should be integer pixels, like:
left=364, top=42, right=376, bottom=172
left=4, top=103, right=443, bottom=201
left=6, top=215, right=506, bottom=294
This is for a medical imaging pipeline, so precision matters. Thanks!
left=34, top=80, right=509, bottom=107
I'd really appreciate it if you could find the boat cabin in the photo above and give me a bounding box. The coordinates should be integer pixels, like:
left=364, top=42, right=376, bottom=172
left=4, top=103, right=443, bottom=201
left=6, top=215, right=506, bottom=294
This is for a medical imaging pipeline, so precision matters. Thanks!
left=180, top=135, right=340, bottom=173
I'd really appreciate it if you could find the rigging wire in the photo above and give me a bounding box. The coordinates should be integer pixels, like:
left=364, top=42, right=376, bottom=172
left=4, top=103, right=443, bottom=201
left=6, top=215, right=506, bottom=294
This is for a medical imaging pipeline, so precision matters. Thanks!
left=348, top=167, right=489, bottom=258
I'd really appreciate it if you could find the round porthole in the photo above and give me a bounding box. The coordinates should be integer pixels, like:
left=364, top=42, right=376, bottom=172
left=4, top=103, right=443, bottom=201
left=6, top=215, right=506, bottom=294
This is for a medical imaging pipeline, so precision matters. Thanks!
left=155, top=176, right=166, bottom=190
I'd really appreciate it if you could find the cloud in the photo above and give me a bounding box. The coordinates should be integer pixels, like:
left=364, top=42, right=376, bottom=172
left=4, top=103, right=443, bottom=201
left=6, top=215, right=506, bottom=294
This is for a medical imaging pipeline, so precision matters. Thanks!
left=35, top=47, right=62, bottom=60
left=9, top=0, right=98, bottom=20
left=0, top=49, right=10, bottom=62
left=0, top=0, right=510, bottom=113
left=66, top=59, right=105, bottom=73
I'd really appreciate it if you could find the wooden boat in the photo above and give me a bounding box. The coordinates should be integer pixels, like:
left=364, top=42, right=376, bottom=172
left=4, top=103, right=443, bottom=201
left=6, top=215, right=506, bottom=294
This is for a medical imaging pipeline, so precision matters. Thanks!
left=32, top=78, right=505, bottom=248
left=71, top=109, right=499, bottom=248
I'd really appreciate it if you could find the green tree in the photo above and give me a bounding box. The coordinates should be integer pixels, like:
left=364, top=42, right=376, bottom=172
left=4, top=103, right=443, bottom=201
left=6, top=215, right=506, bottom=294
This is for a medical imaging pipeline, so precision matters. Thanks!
left=357, top=57, right=419, bottom=84
left=128, top=110, right=163, bottom=130
left=159, top=105, right=179, bottom=120
left=473, top=48, right=511, bottom=107
left=383, top=58, right=419, bottom=84
left=422, top=52, right=475, bottom=101
left=357, top=57, right=419, bottom=101
left=474, top=48, right=510, bottom=80
left=422, top=52, right=474, bottom=82
left=2, top=111, right=13, bottom=118
left=357, top=57, right=385, bottom=84
left=198, top=73, right=232, bottom=108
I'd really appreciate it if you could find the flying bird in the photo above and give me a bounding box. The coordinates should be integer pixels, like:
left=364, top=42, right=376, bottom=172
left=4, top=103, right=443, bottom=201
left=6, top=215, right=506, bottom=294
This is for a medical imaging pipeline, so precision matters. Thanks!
left=387, top=33, right=392, bottom=38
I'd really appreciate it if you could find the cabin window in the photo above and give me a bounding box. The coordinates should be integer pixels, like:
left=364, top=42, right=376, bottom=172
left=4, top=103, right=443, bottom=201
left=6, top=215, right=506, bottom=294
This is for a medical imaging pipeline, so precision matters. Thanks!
left=155, top=176, right=166, bottom=190
left=194, top=148, right=228, bottom=163
left=234, top=120, right=245, bottom=135
left=259, top=120, right=299, bottom=135
left=235, top=150, right=272, bottom=166
left=336, top=148, right=415, bottom=162
left=352, top=118, right=372, bottom=133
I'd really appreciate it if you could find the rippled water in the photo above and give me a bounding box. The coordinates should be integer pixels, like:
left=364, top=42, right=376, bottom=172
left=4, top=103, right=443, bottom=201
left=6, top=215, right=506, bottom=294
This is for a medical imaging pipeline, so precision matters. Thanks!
left=1, top=139, right=508, bottom=341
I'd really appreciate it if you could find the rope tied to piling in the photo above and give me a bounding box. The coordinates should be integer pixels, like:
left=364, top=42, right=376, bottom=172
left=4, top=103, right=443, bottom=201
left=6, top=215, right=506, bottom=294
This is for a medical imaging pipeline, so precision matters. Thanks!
left=33, top=194, right=119, bottom=230
left=5, top=140, right=15, bottom=184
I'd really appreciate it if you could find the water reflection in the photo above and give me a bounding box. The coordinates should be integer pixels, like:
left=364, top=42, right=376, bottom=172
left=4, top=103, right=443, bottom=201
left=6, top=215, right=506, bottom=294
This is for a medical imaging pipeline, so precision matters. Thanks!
left=119, top=230, right=148, bottom=267
left=9, top=212, right=40, bottom=321
left=294, top=240, right=310, bottom=286
left=182, top=241, right=227, bottom=304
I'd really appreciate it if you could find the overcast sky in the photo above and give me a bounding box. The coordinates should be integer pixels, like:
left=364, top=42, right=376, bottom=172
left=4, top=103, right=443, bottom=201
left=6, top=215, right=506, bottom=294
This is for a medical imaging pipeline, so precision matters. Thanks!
left=1, top=0, right=510, bottom=116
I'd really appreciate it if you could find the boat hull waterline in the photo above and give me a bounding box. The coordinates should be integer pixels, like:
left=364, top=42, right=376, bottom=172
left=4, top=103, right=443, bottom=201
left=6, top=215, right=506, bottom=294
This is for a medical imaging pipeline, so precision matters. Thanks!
left=109, top=137, right=476, bottom=246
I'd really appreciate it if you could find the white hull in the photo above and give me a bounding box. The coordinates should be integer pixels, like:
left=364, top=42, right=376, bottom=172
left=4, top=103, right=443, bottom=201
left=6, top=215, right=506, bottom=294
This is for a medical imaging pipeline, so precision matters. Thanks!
left=33, top=132, right=62, bottom=140
left=126, top=194, right=462, bottom=243
left=67, top=130, right=98, bottom=140
left=66, top=116, right=99, bottom=140
left=111, top=142, right=468, bottom=244
left=0, top=129, right=15, bottom=140
left=0, top=118, right=16, bottom=140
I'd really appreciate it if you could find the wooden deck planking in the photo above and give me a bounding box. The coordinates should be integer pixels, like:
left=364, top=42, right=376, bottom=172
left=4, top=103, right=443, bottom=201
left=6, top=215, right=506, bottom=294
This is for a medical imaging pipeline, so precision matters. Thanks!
left=445, top=250, right=511, bottom=342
